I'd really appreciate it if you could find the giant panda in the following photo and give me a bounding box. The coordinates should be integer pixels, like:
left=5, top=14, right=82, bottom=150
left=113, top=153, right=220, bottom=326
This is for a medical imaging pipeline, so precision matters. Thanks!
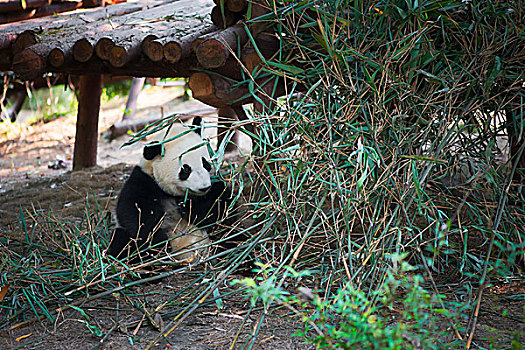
left=107, top=117, right=239, bottom=264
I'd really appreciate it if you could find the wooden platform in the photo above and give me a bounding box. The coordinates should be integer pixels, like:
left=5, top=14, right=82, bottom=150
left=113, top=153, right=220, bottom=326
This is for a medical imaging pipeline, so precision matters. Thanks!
left=1, top=0, right=217, bottom=79
left=0, top=0, right=281, bottom=169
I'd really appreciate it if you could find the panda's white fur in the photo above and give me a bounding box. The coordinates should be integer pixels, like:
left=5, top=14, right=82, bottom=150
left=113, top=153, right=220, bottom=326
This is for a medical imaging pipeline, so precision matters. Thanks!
left=109, top=117, right=221, bottom=264
left=139, top=122, right=212, bottom=197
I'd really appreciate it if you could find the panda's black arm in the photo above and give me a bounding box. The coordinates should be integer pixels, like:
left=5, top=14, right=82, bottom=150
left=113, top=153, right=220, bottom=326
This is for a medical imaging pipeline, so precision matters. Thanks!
left=115, top=166, right=170, bottom=249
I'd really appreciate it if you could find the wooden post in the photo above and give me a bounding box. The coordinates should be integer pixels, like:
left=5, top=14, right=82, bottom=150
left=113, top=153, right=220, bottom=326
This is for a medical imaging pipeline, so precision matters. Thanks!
left=122, top=77, right=145, bottom=120
left=217, top=106, right=239, bottom=152
left=73, top=74, right=102, bottom=170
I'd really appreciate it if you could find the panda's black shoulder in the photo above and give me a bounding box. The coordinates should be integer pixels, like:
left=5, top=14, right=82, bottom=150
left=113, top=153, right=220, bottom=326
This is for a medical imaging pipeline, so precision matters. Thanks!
left=118, top=166, right=167, bottom=203
left=116, top=166, right=169, bottom=230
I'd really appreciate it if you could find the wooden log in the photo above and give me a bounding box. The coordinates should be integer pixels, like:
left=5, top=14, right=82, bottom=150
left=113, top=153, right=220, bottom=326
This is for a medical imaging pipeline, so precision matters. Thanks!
left=195, top=25, right=248, bottom=69
left=141, top=35, right=163, bottom=62
left=49, top=42, right=74, bottom=67
left=107, top=108, right=216, bottom=139
left=161, top=24, right=217, bottom=63
left=188, top=71, right=253, bottom=107
left=73, top=74, right=103, bottom=170
left=12, top=31, right=36, bottom=55
left=95, top=37, right=114, bottom=61
left=227, top=0, right=246, bottom=13
left=121, top=77, right=145, bottom=120
left=0, top=9, right=36, bottom=25
left=12, top=43, right=50, bottom=80
left=73, top=38, right=97, bottom=62
left=106, top=28, right=157, bottom=66
left=142, top=24, right=217, bottom=63
left=110, top=40, right=142, bottom=67
left=217, top=106, right=240, bottom=152
left=210, top=5, right=240, bottom=29
left=143, top=38, right=164, bottom=62
left=0, top=0, right=50, bottom=13
left=242, top=32, right=279, bottom=73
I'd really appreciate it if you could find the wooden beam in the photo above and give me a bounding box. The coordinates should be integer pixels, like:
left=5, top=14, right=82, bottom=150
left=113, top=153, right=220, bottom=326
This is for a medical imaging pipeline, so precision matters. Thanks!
left=73, top=74, right=102, bottom=170
left=217, top=106, right=239, bottom=152
left=188, top=71, right=252, bottom=107
left=121, top=77, right=145, bottom=120
left=194, top=25, right=247, bottom=69
left=210, top=5, right=241, bottom=29
left=227, top=0, right=246, bottom=12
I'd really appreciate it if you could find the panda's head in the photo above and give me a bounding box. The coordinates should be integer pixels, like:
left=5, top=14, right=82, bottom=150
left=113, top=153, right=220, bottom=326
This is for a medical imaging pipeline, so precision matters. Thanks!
left=139, top=117, right=214, bottom=197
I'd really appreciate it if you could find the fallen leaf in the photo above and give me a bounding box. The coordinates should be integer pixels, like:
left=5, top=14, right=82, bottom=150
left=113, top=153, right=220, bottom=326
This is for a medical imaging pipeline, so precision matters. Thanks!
left=0, top=285, right=8, bottom=302
left=16, top=333, right=32, bottom=342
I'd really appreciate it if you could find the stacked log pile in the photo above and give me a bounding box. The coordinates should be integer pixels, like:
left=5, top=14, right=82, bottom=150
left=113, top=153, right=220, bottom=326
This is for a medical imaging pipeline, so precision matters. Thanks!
left=1, top=0, right=282, bottom=106
left=1, top=0, right=217, bottom=78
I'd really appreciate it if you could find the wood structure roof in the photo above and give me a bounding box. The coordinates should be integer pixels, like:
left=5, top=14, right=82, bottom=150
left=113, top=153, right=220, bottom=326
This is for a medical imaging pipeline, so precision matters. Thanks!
left=0, top=0, right=280, bottom=169
left=0, top=0, right=223, bottom=79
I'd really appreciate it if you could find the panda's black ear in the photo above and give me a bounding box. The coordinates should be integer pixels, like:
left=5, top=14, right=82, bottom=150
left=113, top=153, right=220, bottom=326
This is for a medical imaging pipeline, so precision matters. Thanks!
left=192, top=116, right=202, bottom=136
left=143, top=143, right=162, bottom=160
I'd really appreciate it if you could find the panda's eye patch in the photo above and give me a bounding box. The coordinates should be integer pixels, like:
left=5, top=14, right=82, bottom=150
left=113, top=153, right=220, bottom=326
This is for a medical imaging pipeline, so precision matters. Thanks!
left=202, top=157, right=212, bottom=172
left=179, top=164, right=192, bottom=180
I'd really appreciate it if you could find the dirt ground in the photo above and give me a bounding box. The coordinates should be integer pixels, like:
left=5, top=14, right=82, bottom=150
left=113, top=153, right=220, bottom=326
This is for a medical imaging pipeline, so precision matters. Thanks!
left=0, top=84, right=523, bottom=349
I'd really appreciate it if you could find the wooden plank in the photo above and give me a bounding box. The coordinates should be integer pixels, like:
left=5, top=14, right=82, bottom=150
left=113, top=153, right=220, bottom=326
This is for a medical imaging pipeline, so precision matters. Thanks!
left=0, top=0, right=168, bottom=50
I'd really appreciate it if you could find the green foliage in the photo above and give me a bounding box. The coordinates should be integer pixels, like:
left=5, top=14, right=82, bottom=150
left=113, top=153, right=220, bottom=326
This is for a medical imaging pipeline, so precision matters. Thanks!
left=101, top=79, right=133, bottom=102
left=23, top=85, right=77, bottom=123
left=240, top=0, right=525, bottom=283
left=237, top=257, right=463, bottom=349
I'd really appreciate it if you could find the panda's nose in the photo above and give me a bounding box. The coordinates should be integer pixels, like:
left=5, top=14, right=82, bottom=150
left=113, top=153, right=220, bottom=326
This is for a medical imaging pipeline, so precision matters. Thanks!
left=199, top=186, right=211, bottom=193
